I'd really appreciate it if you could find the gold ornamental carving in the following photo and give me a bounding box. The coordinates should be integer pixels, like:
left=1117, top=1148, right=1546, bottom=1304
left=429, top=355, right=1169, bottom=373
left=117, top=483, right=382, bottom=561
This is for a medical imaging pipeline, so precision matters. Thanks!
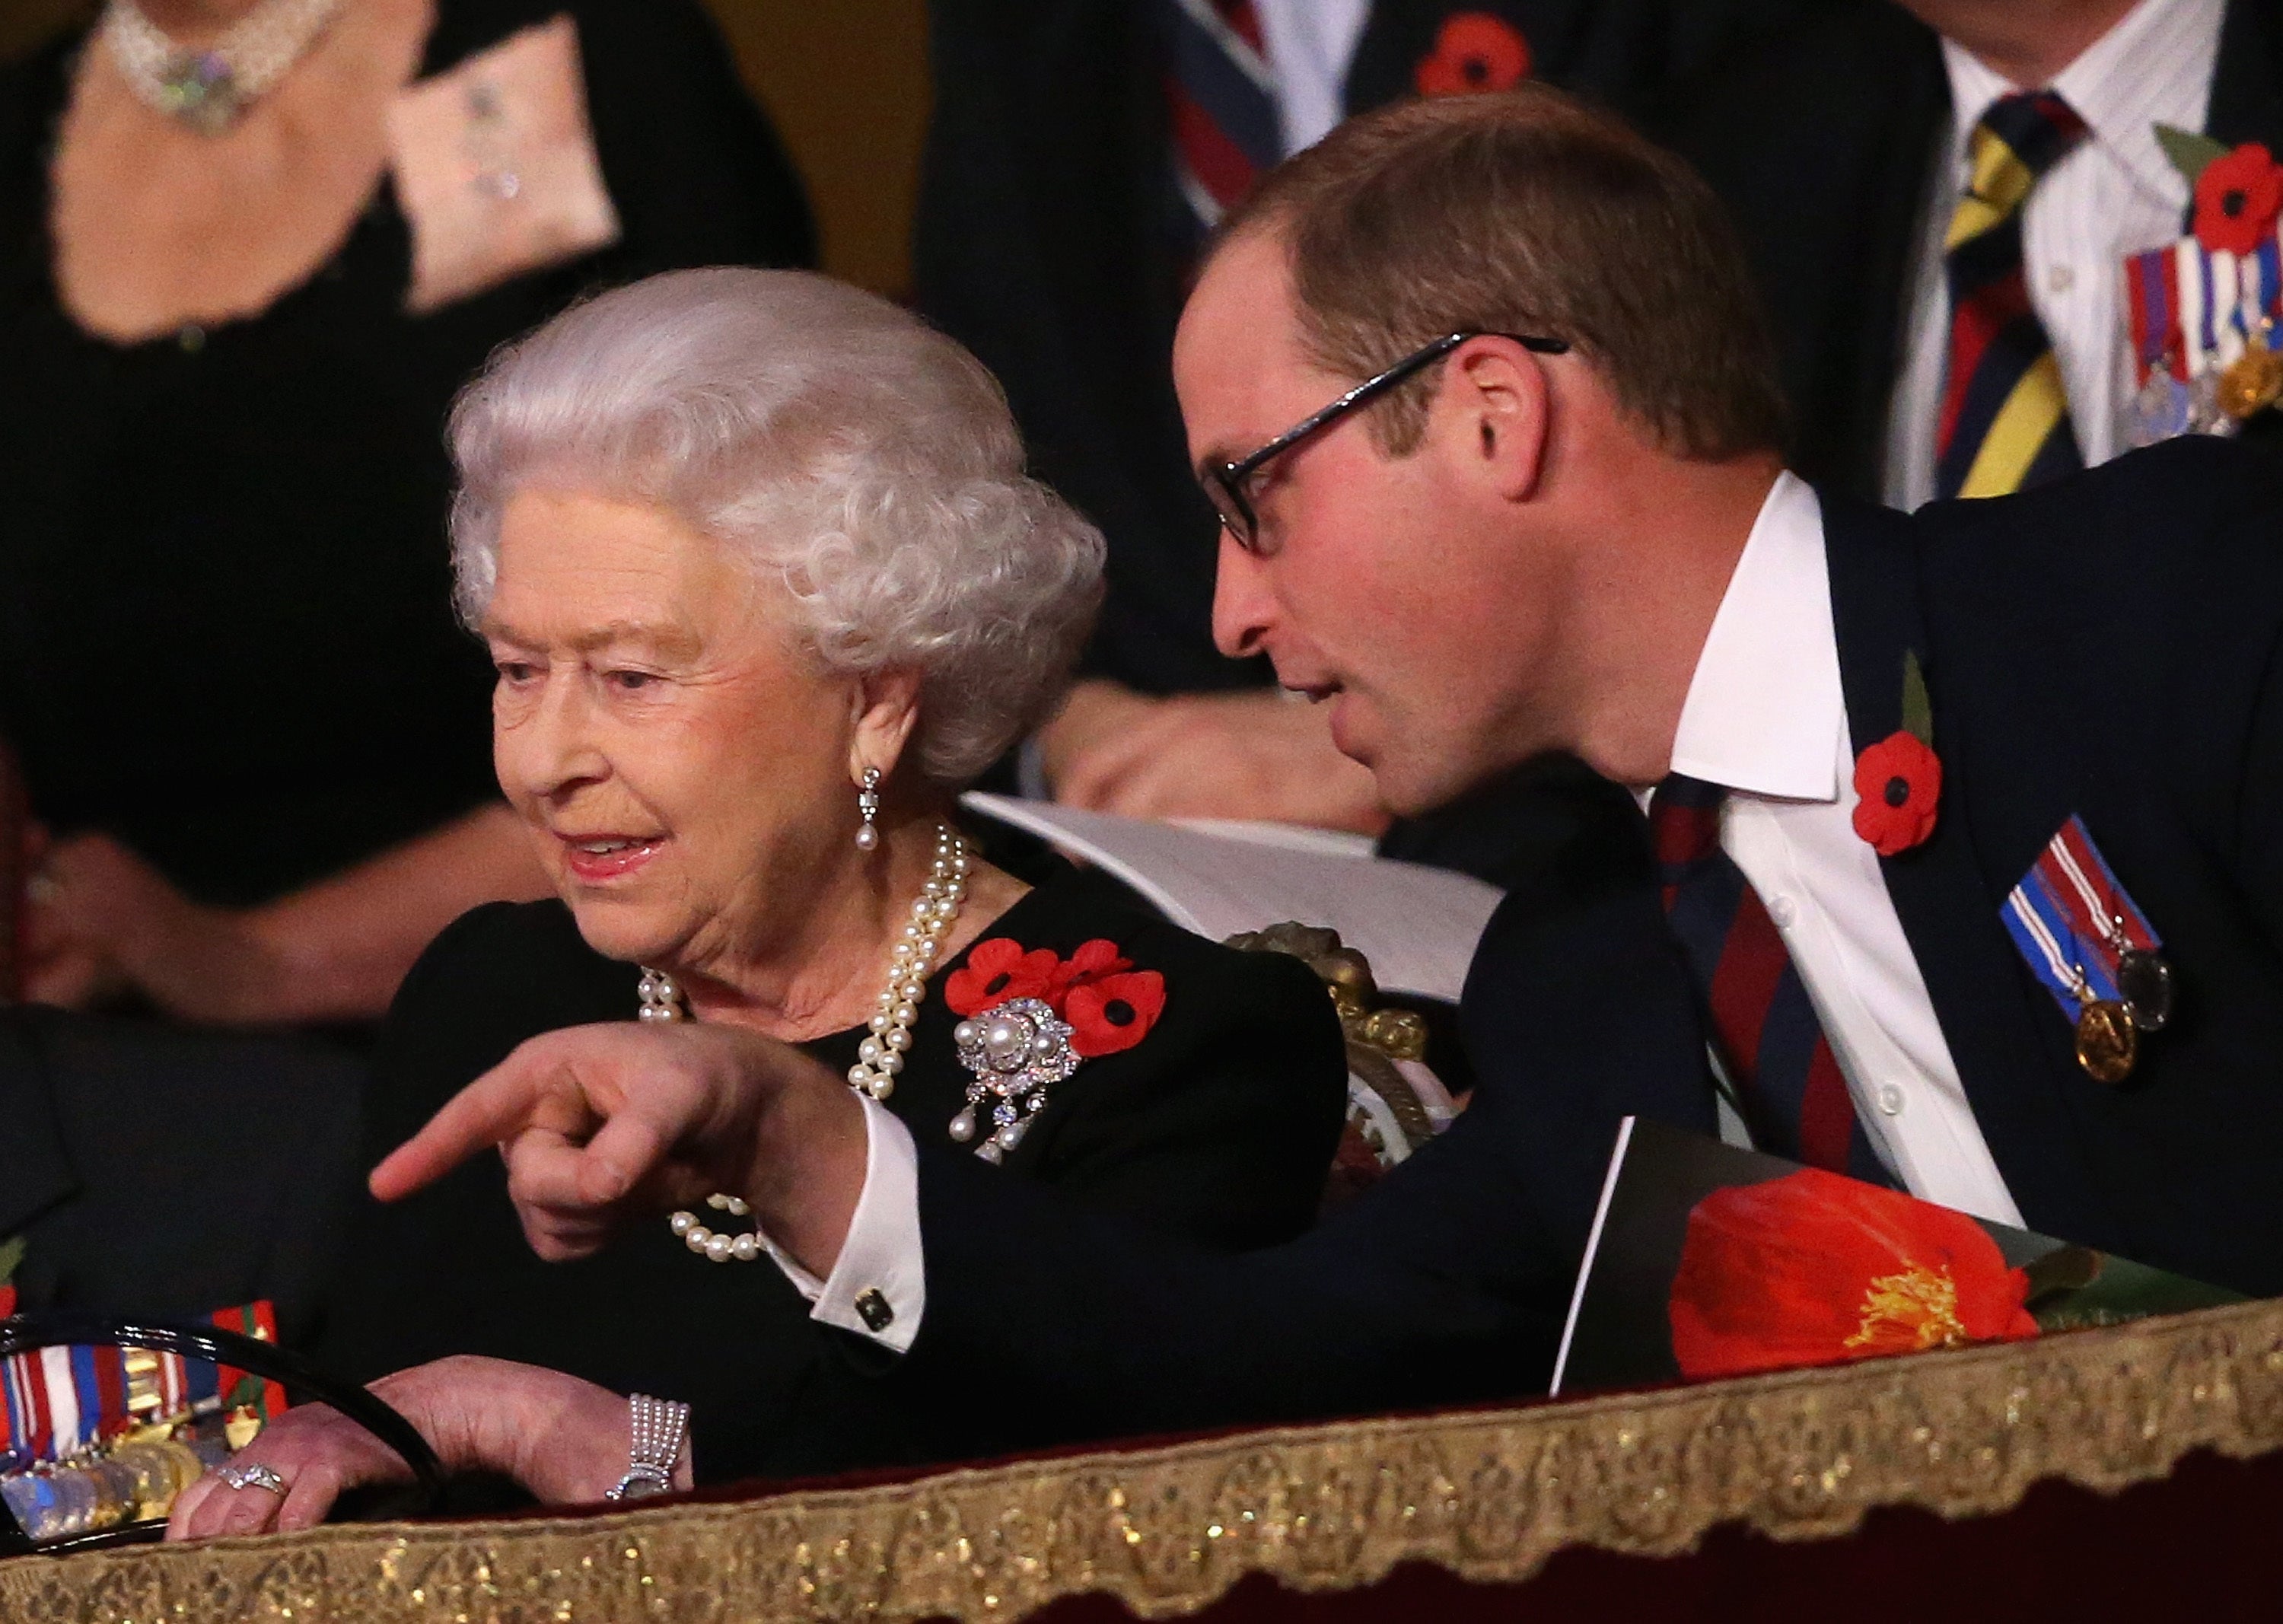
left=8, top=1296, right=2283, bottom=1622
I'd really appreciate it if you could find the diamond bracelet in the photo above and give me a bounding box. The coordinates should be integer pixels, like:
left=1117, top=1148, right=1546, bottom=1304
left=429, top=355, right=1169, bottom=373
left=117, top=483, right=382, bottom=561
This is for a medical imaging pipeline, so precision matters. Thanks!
left=605, top=1393, right=689, bottom=1501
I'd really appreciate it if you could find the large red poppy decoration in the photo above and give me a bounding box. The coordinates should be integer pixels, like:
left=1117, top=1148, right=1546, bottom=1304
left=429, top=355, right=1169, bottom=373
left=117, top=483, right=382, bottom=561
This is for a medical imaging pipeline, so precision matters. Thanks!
left=945, top=936, right=1166, bottom=1057
left=1414, top=13, right=1531, bottom=97
left=2193, top=142, right=2283, bottom=257
left=1667, top=1168, right=2037, bottom=1381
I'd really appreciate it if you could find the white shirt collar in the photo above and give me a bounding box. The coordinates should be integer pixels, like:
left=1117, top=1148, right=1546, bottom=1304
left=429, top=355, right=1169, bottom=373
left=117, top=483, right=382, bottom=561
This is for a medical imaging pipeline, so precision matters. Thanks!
left=1941, top=0, right=2222, bottom=212
left=1253, top=0, right=1371, bottom=156
left=1667, top=471, right=1843, bottom=804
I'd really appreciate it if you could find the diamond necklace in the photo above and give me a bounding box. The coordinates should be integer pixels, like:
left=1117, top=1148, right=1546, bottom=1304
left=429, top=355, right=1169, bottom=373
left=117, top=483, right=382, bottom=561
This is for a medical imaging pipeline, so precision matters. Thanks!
left=648, top=822, right=969, bottom=1263
left=101, top=0, right=349, bottom=135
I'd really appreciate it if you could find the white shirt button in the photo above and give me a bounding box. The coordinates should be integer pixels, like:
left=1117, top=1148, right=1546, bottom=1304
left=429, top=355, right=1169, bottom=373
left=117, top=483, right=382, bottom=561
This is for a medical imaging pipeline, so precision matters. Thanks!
left=1768, top=893, right=1797, bottom=928
left=2047, top=263, right=2075, bottom=295
left=1877, top=1083, right=1906, bottom=1116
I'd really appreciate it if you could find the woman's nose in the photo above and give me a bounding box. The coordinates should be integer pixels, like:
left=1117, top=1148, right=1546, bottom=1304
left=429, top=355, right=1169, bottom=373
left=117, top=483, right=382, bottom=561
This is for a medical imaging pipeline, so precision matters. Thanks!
left=499, top=670, right=608, bottom=796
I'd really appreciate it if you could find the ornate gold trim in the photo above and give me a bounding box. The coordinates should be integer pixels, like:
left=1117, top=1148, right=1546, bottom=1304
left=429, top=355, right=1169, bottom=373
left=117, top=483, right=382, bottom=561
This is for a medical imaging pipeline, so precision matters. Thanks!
left=11, top=1297, right=2283, bottom=1622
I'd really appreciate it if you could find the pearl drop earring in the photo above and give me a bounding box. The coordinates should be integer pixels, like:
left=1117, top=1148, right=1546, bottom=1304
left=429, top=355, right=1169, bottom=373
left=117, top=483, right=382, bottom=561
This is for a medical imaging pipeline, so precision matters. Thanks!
left=855, top=766, right=882, bottom=851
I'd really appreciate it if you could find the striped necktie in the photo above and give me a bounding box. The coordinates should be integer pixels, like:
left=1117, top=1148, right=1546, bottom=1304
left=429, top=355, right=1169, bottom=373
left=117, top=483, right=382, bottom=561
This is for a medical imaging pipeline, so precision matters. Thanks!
left=1934, top=91, right=2090, bottom=500
left=1649, top=775, right=1891, bottom=1182
left=1164, top=0, right=1281, bottom=241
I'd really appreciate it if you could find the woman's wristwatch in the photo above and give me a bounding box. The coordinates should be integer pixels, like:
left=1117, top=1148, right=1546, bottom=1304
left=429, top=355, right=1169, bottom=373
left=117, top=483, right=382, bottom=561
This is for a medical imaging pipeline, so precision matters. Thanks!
left=605, top=1393, right=690, bottom=1501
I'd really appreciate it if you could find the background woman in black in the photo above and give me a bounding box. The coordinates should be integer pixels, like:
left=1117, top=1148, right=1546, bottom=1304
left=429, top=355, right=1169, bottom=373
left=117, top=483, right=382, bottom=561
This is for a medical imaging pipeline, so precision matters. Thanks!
left=0, top=0, right=813, bottom=1024
left=170, top=269, right=1346, bottom=1533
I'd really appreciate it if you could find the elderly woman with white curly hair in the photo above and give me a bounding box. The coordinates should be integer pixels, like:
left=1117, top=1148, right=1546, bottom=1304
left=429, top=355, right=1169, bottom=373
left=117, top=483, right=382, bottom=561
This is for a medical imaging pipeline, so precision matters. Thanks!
left=166, top=269, right=1346, bottom=1536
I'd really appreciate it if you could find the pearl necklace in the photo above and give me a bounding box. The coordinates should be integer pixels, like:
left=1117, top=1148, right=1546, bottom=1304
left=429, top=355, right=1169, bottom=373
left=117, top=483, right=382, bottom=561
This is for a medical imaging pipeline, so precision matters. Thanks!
left=652, top=823, right=968, bottom=1263
left=102, top=0, right=348, bottom=135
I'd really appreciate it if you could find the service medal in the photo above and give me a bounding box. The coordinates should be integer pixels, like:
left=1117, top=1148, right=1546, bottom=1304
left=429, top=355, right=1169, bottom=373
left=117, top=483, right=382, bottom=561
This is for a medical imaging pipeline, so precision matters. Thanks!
left=2001, top=815, right=2172, bottom=1085
left=2218, top=340, right=2283, bottom=420
left=2116, top=946, right=2175, bottom=1031
left=2129, top=370, right=2195, bottom=445
left=2074, top=998, right=2137, bottom=1084
left=2190, top=368, right=2227, bottom=432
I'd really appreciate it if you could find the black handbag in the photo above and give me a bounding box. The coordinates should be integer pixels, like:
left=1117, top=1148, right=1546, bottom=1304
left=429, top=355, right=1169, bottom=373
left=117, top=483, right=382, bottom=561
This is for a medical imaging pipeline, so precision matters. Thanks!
left=0, top=1310, right=443, bottom=1556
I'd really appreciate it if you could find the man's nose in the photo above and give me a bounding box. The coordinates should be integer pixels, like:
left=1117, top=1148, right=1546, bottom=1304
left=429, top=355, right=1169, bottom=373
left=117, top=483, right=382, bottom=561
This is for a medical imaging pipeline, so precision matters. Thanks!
left=1211, top=533, right=1276, bottom=660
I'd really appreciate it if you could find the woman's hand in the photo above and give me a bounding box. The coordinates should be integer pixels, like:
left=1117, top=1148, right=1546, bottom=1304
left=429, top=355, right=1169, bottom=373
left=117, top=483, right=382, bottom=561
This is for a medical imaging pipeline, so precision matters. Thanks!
left=165, top=1356, right=673, bottom=1540
left=1041, top=680, right=1390, bottom=833
left=372, top=1022, right=871, bottom=1278
left=21, top=807, right=552, bottom=1026
left=23, top=831, right=281, bottom=1021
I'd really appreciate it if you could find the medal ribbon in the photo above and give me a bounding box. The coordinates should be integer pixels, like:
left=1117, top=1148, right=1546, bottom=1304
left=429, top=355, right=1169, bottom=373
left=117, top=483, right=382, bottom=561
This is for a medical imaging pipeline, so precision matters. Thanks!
left=2001, top=816, right=2161, bottom=1023
left=2139, top=221, right=2283, bottom=389
left=2251, top=234, right=2283, bottom=337
left=0, top=1301, right=286, bottom=1463
left=2126, top=245, right=2188, bottom=385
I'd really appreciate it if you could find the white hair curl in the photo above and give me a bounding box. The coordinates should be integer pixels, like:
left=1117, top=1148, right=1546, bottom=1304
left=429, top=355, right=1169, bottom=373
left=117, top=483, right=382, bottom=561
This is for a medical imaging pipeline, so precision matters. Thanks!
left=447, top=267, right=1105, bottom=783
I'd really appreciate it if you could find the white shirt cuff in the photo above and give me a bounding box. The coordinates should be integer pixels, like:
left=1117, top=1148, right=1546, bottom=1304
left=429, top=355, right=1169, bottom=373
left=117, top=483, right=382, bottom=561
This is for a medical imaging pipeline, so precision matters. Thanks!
left=757, top=1093, right=925, bottom=1354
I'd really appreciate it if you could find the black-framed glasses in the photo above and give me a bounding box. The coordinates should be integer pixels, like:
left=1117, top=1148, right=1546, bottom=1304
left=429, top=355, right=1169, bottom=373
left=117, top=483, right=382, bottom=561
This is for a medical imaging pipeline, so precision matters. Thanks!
left=1200, top=330, right=1571, bottom=554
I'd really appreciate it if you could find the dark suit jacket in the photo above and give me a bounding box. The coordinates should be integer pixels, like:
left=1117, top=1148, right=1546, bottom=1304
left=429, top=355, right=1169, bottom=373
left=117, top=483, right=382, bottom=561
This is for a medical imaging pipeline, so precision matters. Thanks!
left=915, top=0, right=1811, bottom=698
left=856, top=439, right=2283, bottom=1463
left=1664, top=0, right=2283, bottom=501
left=0, top=1010, right=365, bottom=1341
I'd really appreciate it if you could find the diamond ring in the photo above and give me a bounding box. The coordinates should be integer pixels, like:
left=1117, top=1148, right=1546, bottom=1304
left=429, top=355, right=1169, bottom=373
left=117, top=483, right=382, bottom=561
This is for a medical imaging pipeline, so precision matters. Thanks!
left=218, top=1461, right=288, bottom=1496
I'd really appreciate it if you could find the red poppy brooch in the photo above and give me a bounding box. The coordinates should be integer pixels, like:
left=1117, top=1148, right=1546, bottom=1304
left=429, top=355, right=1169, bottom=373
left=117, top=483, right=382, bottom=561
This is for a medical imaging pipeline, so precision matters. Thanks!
left=942, top=938, right=1166, bottom=1161
left=1852, top=651, right=1941, bottom=857
left=1414, top=12, right=1530, bottom=97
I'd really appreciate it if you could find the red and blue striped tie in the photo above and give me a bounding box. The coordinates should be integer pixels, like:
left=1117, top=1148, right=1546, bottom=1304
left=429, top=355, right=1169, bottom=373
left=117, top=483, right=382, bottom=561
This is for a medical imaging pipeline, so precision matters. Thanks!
left=1164, top=0, right=1282, bottom=239
left=1650, top=775, right=1890, bottom=1182
left=1934, top=91, right=2090, bottom=499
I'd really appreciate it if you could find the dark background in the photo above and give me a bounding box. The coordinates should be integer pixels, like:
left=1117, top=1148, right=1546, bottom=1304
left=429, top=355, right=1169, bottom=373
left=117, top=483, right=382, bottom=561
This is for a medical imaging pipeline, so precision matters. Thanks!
left=0, top=0, right=933, bottom=296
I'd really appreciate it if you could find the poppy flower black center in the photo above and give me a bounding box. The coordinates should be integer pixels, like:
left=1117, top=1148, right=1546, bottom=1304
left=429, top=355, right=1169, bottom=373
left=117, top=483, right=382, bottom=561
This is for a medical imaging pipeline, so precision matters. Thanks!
left=1104, top=999, right=1136, bottom=1026
left=1462, top=55, right=1490, bottom=84
left=1884, top=775, right=1912, bottom=807
left=985, top=972, right=1011, bottom=996
left=2224, top=188, right=2249, bottom=217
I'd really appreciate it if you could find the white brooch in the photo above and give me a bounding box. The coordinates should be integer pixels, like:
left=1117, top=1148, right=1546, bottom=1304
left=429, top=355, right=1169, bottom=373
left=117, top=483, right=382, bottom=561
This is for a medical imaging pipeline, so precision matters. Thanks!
left=950, top=997, right=1078, bottom=1162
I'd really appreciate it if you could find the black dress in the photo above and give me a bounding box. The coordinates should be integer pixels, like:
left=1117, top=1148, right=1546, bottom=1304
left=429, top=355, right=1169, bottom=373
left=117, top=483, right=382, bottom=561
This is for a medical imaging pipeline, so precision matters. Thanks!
left=313, top=863, right=1348, bottom=1481
left=0, top=0, right=814, bottom=906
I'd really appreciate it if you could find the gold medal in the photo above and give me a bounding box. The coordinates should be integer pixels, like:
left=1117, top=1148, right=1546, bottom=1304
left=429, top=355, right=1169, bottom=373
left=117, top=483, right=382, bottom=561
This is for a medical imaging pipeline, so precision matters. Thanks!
left=2218, top=341, right=2283, bottom=421
left=2074, top=998, right=2137, bottom=1084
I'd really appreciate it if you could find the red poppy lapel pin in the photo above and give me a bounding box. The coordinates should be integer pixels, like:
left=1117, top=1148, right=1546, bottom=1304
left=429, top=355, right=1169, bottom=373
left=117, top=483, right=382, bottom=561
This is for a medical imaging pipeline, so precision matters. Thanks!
left=944, top=938, right=1167, bottom=1161
left=1852, top=651, right=1941, bottom=857
left=2157, top=124, right=2283, bottom=258
left=1414, top=12, right=1530, bottom=97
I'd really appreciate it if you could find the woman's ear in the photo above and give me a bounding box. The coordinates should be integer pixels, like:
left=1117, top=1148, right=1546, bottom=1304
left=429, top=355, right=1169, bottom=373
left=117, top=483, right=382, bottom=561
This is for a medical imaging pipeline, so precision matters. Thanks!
left=848, top=667, right=925, bottom=788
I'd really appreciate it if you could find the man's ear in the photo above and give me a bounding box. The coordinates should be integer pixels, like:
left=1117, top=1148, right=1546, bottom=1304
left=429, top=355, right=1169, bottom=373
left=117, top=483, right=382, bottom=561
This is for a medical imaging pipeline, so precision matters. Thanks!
left=1441, top=336, right=1553, bottom=502
left=848, top=667, right=925, bottom=788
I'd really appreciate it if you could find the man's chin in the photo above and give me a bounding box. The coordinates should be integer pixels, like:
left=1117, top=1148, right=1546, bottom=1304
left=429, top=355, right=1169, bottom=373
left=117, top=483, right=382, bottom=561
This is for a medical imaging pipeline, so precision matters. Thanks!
left=1329, top=704, right=1513, bottom=820
left=1361, top=744, right=1530, bottom=822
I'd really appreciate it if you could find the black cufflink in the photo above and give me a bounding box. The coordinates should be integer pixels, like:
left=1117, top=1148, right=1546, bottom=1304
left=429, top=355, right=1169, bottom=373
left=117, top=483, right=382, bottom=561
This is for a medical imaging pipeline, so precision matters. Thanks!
left=855, top=1287, right=894, bottom=1332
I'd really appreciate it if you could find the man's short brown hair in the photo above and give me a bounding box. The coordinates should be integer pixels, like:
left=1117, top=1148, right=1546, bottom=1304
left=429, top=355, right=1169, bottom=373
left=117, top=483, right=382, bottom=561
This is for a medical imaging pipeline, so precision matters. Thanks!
left=1218, top=86, right=1785, bottom=460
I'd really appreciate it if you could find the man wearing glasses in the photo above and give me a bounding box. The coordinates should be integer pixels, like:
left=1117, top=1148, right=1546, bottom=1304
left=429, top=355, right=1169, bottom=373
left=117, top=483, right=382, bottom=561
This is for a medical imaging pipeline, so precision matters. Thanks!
left=376, top=86, right=2283, bottom=1452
